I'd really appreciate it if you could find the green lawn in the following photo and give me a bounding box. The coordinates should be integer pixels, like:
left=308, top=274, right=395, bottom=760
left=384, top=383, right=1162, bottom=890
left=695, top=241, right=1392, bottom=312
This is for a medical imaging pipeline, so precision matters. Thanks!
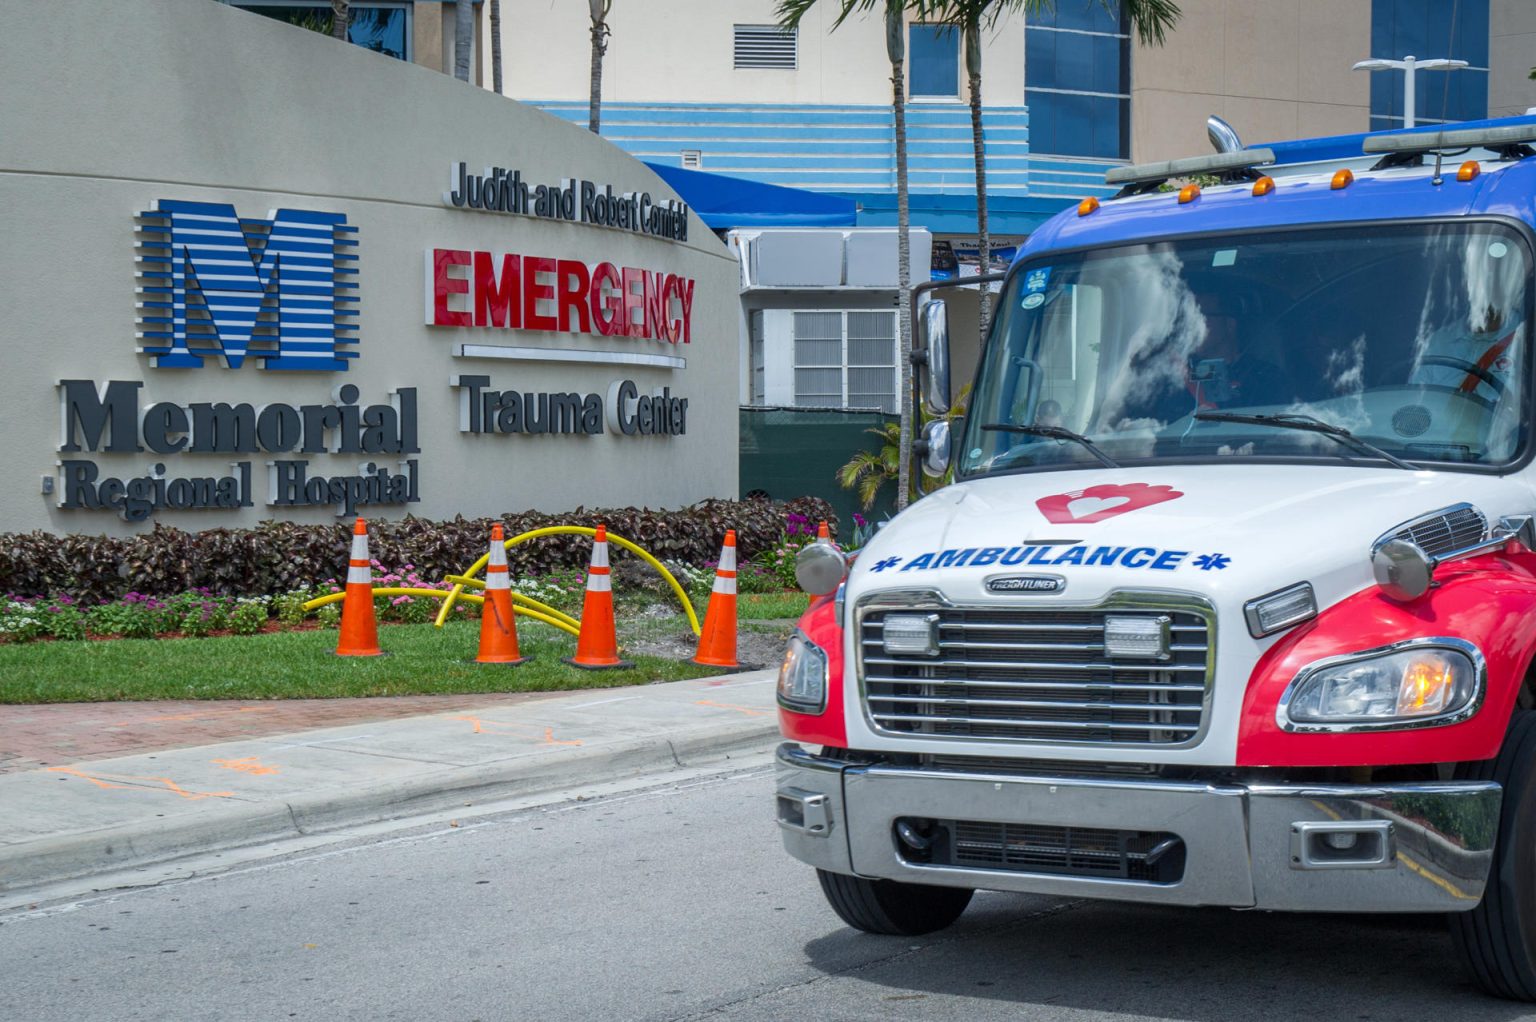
left=739, top=591, right=815, bottom=620
left=0, top=618, right=722, bottom=703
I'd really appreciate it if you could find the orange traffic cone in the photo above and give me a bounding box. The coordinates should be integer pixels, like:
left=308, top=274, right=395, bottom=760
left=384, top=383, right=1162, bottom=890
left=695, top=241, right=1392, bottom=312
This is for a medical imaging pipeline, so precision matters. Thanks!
left=474, top=524, right=530, bottom=665
left=336, top=517, right=383, bottom=657
left=564, top=524, right=633, bottom=670
left=692, top=531, right=740, bottom=669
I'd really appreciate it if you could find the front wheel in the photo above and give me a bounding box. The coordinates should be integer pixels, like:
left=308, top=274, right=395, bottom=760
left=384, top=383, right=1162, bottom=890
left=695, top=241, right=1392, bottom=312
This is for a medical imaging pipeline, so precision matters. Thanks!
left=816, top=869, right=973, bottom=936
left=1450, top=712, right=1536, bottom=1000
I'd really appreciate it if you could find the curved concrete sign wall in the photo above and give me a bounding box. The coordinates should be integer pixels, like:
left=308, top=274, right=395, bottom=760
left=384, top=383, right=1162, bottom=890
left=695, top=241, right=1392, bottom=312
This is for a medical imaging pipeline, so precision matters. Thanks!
left=0, top=0, right=738, bottom=535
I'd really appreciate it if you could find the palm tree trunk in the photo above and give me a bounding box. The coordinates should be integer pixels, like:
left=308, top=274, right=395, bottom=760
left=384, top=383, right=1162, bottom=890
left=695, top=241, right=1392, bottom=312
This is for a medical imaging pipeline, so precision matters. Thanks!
left=453, top=0, right=473, bottom=82
left=490, top=0, right=503, bottom=93
left=965, top=19, right=990, bottom=343
left=330, top=0, right=348, bottom=40
left=588, top=1, right=610, bottom=133
left=889, top=9, right=913, bottom=511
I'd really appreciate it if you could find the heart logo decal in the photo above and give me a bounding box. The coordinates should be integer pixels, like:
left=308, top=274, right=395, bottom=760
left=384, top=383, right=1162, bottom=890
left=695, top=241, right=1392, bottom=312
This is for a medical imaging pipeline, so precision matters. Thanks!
left=1036, top=483, right=1184, bottom=524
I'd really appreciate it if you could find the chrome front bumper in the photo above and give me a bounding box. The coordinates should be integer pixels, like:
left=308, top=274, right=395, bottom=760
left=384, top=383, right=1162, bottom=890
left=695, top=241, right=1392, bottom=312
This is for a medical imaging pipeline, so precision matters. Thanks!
left=776, top=743, right=1501, bottom=912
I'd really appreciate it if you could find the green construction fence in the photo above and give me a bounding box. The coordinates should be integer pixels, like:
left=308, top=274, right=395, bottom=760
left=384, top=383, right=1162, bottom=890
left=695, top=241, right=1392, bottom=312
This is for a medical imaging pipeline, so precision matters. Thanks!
left=738, top=405, right=899, bottom=537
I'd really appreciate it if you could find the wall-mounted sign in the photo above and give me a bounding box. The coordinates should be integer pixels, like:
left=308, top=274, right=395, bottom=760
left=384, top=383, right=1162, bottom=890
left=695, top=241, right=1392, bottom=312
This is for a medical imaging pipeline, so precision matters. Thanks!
left=426, top=248, right=696, bottom=345
left=452, top=375, right=688, bottom=438
left=136, top=200, right=359, bottom=371
left=444, top=163, right=688, bottom=241
left=56, top=380, right=419, bottom=521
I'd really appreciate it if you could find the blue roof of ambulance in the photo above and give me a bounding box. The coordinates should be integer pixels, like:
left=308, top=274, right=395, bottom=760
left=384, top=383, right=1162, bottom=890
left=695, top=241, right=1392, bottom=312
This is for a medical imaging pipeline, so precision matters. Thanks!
left=1016, top=115, right=1536, bottom=265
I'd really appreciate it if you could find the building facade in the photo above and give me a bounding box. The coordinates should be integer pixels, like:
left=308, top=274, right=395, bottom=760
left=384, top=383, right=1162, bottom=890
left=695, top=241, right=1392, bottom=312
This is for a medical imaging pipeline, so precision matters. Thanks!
left=2, top=0, right=738, bottom=537
left=477, top=1, right=1535, bottom=415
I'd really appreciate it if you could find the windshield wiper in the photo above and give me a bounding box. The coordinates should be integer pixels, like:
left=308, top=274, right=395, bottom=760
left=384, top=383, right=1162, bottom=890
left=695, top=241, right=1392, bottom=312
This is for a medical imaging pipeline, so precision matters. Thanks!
left=1191, top=412, right=1418, bottom=470
left=980, top=423, right=1121, bottom=468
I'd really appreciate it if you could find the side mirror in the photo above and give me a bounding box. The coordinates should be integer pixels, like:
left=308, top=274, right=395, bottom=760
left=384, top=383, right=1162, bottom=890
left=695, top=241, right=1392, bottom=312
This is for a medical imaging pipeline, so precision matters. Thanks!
left=1372, top=539, right=1433, bottom=602
left=919, top=419, right=952, bottom=478
left=919, top=300, right=951, bottom=417
left=795, top=541, right=848, bottom=596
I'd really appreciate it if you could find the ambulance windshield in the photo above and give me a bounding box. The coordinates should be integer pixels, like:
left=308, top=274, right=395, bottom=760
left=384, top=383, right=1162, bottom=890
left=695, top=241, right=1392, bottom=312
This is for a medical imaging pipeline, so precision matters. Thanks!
left=960, top=222, right=1532, bottom=477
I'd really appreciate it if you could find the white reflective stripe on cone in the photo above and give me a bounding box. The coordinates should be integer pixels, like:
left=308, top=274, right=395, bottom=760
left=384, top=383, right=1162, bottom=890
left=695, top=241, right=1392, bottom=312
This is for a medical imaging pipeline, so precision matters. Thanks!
left=347, top=564, right=372, bottom=585
left=488, top=541, right=508, bottom=568
left=718, top=545, right=736, bottom=572
left=591, top=541, right=609, bottom=570
left=586, top=573, right=612, bottom=592
left=712, top=575, right=737, bottom=596
left=350, top=534, right=369, bottom=560
left=485, top=567, right=510, bottom=590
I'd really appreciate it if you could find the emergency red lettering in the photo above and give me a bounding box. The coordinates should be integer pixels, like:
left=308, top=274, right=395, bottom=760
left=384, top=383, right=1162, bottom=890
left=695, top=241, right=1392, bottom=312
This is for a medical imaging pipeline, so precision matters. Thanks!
left=556, top=259, right=591, bottom=333
left=522, top=256, right=557, bottom=332
left=621, top=266, right=647, bottom=339
left=431, top=248, right=471, bottom=327
left=644, top=270, right=669, bottom=343
left=473, top=252, right=520, bottom=329
left=589, top=262, right=623, bottom=337
left=675, top=276, right=694, bottom=344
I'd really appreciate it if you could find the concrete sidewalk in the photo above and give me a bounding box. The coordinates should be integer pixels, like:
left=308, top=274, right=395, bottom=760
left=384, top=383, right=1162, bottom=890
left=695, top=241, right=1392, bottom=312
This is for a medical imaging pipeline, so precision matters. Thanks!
left=0, top=671, right=780, bottom=895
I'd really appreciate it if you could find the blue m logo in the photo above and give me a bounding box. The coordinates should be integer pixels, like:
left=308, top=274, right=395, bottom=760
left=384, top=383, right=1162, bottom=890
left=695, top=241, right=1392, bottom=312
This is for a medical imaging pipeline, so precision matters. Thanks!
left=136, top=200, right=359, bottom=371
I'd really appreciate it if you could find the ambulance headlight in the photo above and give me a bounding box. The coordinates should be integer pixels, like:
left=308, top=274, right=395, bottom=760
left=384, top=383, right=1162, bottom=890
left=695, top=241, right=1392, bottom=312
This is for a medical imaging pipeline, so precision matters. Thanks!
left=777, top=630, right=829, bottom=714
left=1279, top=639, right=1484, bottom=731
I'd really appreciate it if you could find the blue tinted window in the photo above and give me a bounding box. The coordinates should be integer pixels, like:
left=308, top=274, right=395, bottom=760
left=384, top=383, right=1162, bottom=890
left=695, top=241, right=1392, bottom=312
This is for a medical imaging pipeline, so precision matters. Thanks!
left=1028, top=91, right=1127, bottom=159
left=1369, top=0, right=1488, bottom=125
left=909, top=25, right=959, bottom=97
left=1030, top=0, right=1123, bottom=34
left=1026, top=3, right=1128, bottom=157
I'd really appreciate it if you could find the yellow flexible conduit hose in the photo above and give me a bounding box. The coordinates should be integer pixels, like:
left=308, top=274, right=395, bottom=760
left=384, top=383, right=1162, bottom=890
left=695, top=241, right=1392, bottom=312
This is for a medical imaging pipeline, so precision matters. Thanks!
left=299, top=586, right=581, bottom=638
left=433, top=526, right=700, bottom=635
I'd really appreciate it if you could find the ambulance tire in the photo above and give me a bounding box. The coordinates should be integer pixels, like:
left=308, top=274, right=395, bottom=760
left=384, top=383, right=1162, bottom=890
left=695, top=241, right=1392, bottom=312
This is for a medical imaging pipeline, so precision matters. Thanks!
left=1449, top=711, right=1536, bottom=1001
left=816, top=869, right=973, bottom=936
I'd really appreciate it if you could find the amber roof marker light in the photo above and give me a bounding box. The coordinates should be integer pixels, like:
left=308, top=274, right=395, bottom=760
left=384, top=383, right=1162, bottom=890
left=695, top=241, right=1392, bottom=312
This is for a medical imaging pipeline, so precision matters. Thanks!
left=1252, top=175, right=1275, bottom=196
left=1077, top=196, right=1100, bottom=217
left=1177, top=183, right=1201, bottom=204
left=1331, top=168, right=1355, bottom=190
left=1457, top=160, right=1481, bottom=182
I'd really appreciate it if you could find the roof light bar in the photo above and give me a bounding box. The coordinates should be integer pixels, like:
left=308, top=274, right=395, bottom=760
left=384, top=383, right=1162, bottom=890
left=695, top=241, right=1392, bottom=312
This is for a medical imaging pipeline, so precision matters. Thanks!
left=1362, top=124, right=1536, bottom=155
left=1105, top=147, right=1276, bottom=187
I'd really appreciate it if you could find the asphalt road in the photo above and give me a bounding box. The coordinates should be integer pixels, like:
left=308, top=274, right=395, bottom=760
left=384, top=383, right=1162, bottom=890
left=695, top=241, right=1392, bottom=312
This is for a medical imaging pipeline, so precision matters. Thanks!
left=4, top=758, right=1536, bottom=1022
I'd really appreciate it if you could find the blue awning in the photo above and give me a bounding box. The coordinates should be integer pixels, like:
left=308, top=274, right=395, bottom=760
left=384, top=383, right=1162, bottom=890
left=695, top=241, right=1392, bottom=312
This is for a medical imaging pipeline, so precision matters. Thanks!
left=645, top=162, right=858, bottom=229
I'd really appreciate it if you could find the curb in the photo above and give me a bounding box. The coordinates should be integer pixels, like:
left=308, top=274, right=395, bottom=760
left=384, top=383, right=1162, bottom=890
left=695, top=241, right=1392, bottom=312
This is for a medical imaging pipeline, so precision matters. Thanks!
left=0, top=718, right=780, bottom=895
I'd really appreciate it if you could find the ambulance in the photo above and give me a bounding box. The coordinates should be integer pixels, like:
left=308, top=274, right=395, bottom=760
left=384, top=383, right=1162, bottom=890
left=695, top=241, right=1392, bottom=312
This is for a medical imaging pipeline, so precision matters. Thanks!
left=776, top=117, right=1536, bottom=1000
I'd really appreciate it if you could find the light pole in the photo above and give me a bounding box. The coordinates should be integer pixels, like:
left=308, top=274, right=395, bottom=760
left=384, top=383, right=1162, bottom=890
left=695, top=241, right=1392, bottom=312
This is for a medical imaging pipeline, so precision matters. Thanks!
left=1353, top=55, right=1470, bottom=129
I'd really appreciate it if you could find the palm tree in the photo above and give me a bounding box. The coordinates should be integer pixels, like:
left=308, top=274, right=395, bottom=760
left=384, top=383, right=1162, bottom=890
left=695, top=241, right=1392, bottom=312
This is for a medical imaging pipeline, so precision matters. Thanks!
left=589, top=0, right=613, bottom=133
left=491, top=0, right=503, bottom=94
left=927, top=0, right=1182, bottom=344
left=838, top=422, right=903, bottom=511
left=777, top=0, right=936, bottom=510
left=330, top=0, right=348, bottom=40
left=453, top=0, right=474, bottom=82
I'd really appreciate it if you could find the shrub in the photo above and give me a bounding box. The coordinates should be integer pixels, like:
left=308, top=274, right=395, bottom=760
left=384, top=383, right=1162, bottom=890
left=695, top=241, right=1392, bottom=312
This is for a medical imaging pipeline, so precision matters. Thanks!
left=87, top=596, right=167, bottom=639
left=44, top=604, right=87, bottom=641
left=273, top=587, right=318, bottom=626
left=229, top=598, right=269, bottom=635
left=316, top=603, right=342, bottom=629
left=0, top=498, right=837, bottom=602
left=0, top=600, right=47, bottom=643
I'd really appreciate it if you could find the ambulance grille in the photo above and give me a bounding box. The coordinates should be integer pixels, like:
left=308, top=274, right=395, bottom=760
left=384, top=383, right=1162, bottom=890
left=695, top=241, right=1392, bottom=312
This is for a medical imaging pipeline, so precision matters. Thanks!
left=858, top=601, right=1213, bottom=747
left=1386, top=504, right=1487, bottom=558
